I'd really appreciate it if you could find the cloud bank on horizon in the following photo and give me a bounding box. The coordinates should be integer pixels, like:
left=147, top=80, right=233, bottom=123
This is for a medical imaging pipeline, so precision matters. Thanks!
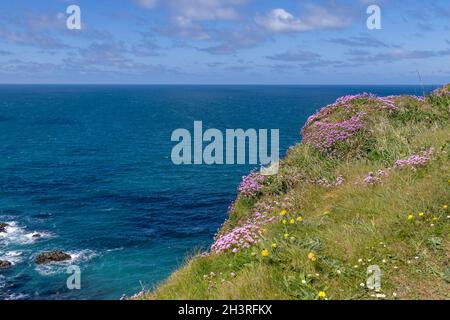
left=0, top=0, right=449, bottom=84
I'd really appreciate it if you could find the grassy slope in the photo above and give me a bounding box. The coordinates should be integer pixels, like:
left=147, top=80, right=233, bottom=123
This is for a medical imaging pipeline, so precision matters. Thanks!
left=141, top=85, right=450, bottom=300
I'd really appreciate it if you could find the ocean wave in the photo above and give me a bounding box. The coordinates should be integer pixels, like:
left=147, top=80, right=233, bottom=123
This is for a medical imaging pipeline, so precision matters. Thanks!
left=0, top=221, right=52, bottom=245
left=0, top=250, right=23, bottom=265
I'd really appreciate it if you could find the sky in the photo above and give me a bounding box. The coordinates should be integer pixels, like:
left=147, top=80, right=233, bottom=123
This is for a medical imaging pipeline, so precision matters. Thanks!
left=0, top=0, right=449, bottom=84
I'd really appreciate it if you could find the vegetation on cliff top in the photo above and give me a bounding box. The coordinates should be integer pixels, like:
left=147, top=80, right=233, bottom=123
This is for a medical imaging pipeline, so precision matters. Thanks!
left=137, top=85, right=450, bottom=300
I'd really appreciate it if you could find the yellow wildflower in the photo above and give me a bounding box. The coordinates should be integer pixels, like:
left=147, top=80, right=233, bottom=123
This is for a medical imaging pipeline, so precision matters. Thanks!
left=284, top=233, right=289, bottom=239
left=261, top=249, right=270, bottom=257
left=418, top=212, right=425, bottom=217
left=290, top=218, right=296, bottom=224
left=407, top=214, right=414, bottom=221
left=297, top=216, right=303, bottom=222
left=323, top=210, right=330, bottom=215
left=271, top=243, right=277, bottom=249
left=282, top=219, right=287, bottom=225
left=280, top=210, right=287, bottom=216
left=318, top=291, right=327, bottom=299
left=443, top=204, right=448, bottom=209
left=308, top=252, right=317, bottom=262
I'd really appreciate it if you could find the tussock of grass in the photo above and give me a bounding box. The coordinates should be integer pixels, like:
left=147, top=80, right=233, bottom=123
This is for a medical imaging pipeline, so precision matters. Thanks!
left=138, top=86, right=450, bottom=300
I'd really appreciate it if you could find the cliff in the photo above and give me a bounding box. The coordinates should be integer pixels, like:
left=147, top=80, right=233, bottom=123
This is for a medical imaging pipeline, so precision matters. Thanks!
left=138, top=85, right=450, bottom=300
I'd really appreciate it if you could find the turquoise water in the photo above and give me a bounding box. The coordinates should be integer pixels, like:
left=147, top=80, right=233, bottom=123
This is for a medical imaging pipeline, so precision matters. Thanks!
left=0, top=85, right=438, bottom=300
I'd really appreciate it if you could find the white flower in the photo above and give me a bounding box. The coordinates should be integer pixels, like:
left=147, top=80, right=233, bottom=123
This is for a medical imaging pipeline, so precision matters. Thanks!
left=393, top=292, right=397, bottom=297
left=301, top=280, right=307, bottom=284
left=382, top=259, right=387, bottom=263
left=358, top=258, right=363, bottom=263
left=336, top=270, right=341, bottom=274
left=360, top=283, right=365, bottom=287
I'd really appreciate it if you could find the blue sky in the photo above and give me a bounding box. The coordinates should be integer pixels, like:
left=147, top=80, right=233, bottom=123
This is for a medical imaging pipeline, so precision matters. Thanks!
left=0, top=0, right=449, bottom=84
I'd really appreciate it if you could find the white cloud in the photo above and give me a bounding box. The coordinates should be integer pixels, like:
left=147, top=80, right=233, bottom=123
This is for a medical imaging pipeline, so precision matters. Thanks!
left=256, top=6, right=351, bottom=32
left=172, top=0, right=247, bottom=21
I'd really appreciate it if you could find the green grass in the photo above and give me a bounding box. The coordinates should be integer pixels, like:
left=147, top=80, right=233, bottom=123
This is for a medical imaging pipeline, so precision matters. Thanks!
left=138, top=86, right=450, bottom=300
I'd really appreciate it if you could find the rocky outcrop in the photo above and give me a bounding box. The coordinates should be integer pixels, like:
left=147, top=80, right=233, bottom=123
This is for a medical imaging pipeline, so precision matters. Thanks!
left=0, top=222, right=8, bottom=233
left=0, top=260, right=12, bottom=269
left=35, top=250, right=71, bottom=265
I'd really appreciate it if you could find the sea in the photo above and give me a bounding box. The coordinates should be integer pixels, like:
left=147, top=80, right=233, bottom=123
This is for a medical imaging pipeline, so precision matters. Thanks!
left=0, top=85, right=438, bottom=300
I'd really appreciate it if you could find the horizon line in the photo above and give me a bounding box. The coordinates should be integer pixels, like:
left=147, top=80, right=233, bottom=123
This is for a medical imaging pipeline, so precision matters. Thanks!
left=0, top=83, right=444, bottom=86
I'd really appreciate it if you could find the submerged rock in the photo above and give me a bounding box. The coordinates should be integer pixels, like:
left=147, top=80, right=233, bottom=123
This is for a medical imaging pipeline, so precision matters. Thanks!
left=35, top=250, right=71, bottom=265
left=0, top=260, right=12, bottom=269
left=32, top=233, right=42, bottom=238
left=0, top=222, right=8, bottom=233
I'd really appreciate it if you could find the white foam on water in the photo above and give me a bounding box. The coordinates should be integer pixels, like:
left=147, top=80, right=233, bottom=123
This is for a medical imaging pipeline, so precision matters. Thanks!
left=0, top=250, right=23, bottom=265
left=0, top=221, right=52, bottom=245
left=34, top=249, right=97, bottom=276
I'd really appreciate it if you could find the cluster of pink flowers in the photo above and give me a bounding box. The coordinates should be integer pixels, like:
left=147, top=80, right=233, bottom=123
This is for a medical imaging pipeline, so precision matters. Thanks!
left=238, top=170, right=265, bottom=197
left=302, top=112, right=367, bottom=153
left=305, top=93, right=396, bottom=126
left=316, top=175, right=345, bottom=188
left=302, top=93, right=402, bottom=153
left=210, top=221, right=262, bottom=254
left=210, top=197, right=288, bottom=255
left=394, top=148, right=433, bottom=170
left=358, top=148, right=434, bottom=186
left=361, top=169, right=389, bottom=186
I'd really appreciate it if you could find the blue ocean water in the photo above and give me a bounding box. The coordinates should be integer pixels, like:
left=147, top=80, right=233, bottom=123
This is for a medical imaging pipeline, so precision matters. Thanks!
left=0, top=85, right=438, bottom=300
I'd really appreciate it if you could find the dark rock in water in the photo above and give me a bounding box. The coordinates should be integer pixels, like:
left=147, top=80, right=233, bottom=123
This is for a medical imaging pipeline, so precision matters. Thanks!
left=0, top=222, right=8, bottom=233
left=0, top=260, right=12, bottom=269
left=32, top=233, right=42, bottom=238
left=35, top=251, right=71, bottom=265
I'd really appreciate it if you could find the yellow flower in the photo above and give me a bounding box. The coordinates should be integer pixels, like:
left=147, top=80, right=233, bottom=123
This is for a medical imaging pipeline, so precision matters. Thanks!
left=418, top=212, right=425, bottom=217
left=308, top=252, right=317, bottom=262
left=323, top=211, right=330, bottom=215
left=443, top=204, right=448, bottom=209
left=261, top=249, right=270, bottom=257
left=280, top=210, right=287, bottom=216
left=282, top=219, right=287, bottom=225
left=297, top=216, right=303, bottom=222
left=284, top=233, right=289, bottom=239
left=271, top=243, right=277, bottom=249
left=290, top=218, right=296, bottom=224
left=407, top=214, right=414, bottom=221
left=318, top=291, right=327, bottom=298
